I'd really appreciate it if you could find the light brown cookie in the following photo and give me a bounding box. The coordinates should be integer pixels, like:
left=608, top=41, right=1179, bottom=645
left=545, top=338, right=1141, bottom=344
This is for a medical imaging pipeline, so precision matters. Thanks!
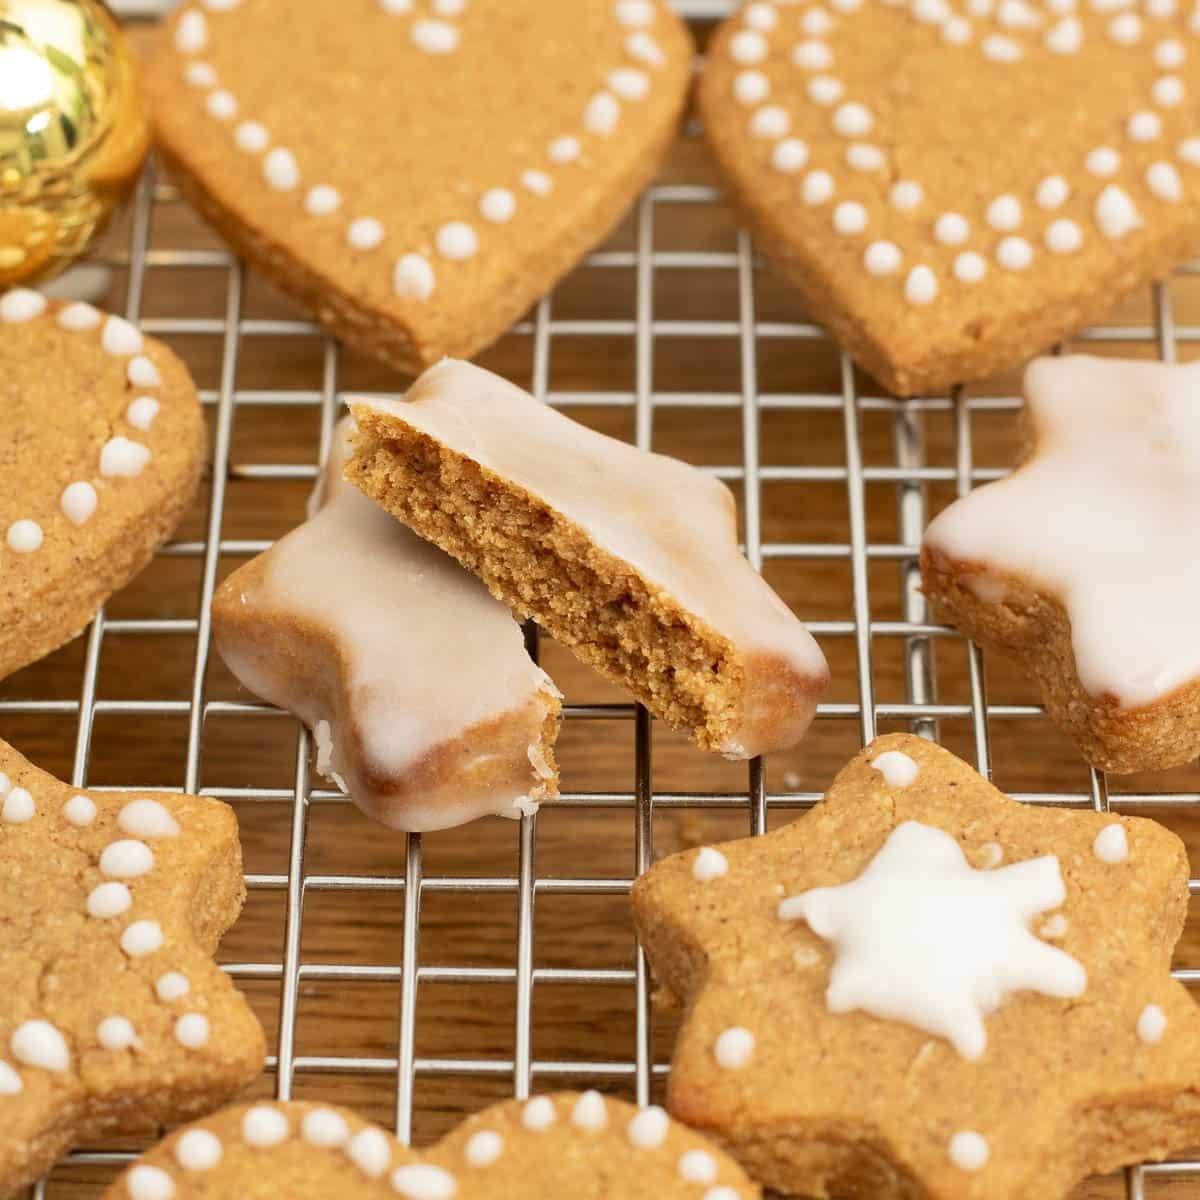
left=0, top=290, right=206, bottom=682
left=0, top=737, right=266, bottom=1197
left=213, top=415, right=561, bottom=833
left=104, top=1094, right=759, bottom=1199
left=632, top=733, right=1200, bottom=1200
left=699, top=1, right=1200, bottom=396
left=347, top=359, right=830, bottom=760
left=140, top=0, right=693, bottom=375
left=922, top=354, right=1200, bottom=773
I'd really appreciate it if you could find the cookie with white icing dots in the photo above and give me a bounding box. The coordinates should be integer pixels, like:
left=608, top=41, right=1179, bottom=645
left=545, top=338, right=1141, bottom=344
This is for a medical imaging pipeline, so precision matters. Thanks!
left=104, top=1093, right=760, bottom=1199
left=632, top=733, right=1200, bottom=1199
left=700, top=0, right=1200, bottom=395
left=923, top=354, right=1200, bottom=773
left=142, top=0, right=693, bottom=374
left=0, top=290, right=206, bottom=682
left=346, top=359, right=831, bottom=759
left=0, top=738, right=266, bottom=1197
left=212, top=415, right=561, bottom=833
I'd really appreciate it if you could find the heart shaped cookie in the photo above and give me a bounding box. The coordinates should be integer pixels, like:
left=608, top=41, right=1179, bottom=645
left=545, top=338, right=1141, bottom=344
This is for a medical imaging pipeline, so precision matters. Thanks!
left=700, top=0, right=1200, bottom=395
left=104, top=1094, right=759, bottom=1199
left=141, top=0, right=693, bottom=374
left=0, top=290, right=206, bottom=681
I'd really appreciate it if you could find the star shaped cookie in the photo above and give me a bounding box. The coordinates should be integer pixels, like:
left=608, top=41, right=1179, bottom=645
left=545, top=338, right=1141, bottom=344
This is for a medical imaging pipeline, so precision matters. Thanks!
left=105, top=1094, right=759, bottom=1199
left=0, top=738, right=265, bottom=1195
left=632, top=733, right=1200, bottom=1200
left=922, top=354, right=1200, bottom=773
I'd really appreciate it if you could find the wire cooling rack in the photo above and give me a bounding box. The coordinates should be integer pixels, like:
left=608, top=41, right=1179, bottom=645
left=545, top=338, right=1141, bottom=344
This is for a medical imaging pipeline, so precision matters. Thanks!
left=4, top=3, right=1200, bottom=1196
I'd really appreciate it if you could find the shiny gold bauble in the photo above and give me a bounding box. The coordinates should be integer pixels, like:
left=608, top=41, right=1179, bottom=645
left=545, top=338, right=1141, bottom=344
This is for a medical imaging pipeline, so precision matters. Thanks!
left=0, top=0, right=149, bottom=286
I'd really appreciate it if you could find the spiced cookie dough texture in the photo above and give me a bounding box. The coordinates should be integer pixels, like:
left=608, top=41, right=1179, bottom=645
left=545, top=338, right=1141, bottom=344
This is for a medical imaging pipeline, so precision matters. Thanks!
left=0, top=738, right=265, bottom=1198
left=346, top=359, right=830, bottom=760
left=922, top=354, right=1200, bottom=773
left=632, top=734, right=1200, bottom=1200
left=212, top=416, right=561, bottom=833
left=142, top=0, right=693, bottom=374
left=104, top=1093, right=760, bottom=1199
left=699, top=0, right=1200, bottom=395
left=0, top=291, right=205, bottom=682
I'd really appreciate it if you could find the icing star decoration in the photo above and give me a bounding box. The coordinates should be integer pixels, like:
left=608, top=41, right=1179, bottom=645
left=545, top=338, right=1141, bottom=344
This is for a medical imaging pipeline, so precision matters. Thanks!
left=632, top=733, right=1200, bottom=1200
left=0, top=738, right=265, bottom=1195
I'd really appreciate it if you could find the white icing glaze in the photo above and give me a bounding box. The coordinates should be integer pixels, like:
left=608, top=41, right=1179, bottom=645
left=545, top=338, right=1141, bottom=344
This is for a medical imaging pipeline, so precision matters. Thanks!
left=871, top=750, right=919, bottom=787
left=58, top=301, right=101, bottom=330
left=175, top=8, right=208, bottom=52
left=609, top=67, right=650, bottom=100
left=949, top=1130, right=990, bottom=1170
left=693, top=846, right=730, bottom=881
left=714, top=1026, right=755, bottom=1068
left=242, top=1105, right=290, bottom=1147
left=751, top=105, right=791, bottom=138
left=464, top=1129, right=503, bottom=1166
left=0, top=289, right=46, bottom=322
left=1128, top=109, right=1162, bottom=139
left=905, top=265, right=938, bottom=304
left=890, top=180, right=924, bottom=210
left=1, top=787, right=34, bottom=822
left=127, top=1165, right=175, bottom=1200
left=101, top=315, right=143, bottom=357
left=1138, top=1002, right=1167, bottom=1042
left=585, top=91, right=621, bottom=135
left=119, top=799, right=180, bottom=838
left=985, top=194, right=1022, bottom=231
left=175, top=1129, right=223, bottom=1170
left=808, top=74, right=845, bottom=104
left=235, top=120, right=269, bottom=152
left=1086, top=144, right=1121, bottom=176
left=1147, top=159, right=1183, bottom=198
left=793, top=38, right=834, bottom=68
left=128, top=356, right=162, bottom=387
left=394, top=254, right=437, bottom=300
left=845, top=142, right=884, bottom=169
left=87, top=882, right=133, bottom=919
left=864, top=240, right=902, bottom=274
left=391, top=1165, right=457, bottom=1200
left=302, top=1107, right=350, bottom=1146
left=5, top=520, right=42, bottom=553
left=571, top=1089, right=608, bottom=1130
left=1094, top=822, right=1129, bottom=862
left=348, top=1127, right=392, bottom=1176
left=100, top=839, right=155, bottom=878
left=1045, top=217, right=1084, bottom=251
left=803, top=169, right=836, bottom=203
left=305, top=185, right=341, bottom=215
left=411, top=17, right=459, bottom=53
left=522, top=1096, right=556, bottom=1130
left=833, top=200, right=868, bottom=233
left=627, top=1106, right=669, bottom=1149
left=121, top=919, right=164, bottom=958
left=156, top=972, right=191, bottom=1002
left=934, top=212, right=970, bottom=245
left=1036, top=174, right=1070, bottom=207
left=996, top=234, right=1034, bottom=268
left=779, top=821, right=1086, bottom=1059
left=264, top=147, right=300, bottom=191
left=61, top=481, right=99, bottom=525
left=184, top=61, right=217, bottom=87
left=127, top=396, right=162, bottom=433
left=100, top=437, right=152, bottom=479
left=97, top=1016, right=139, bottom=1051
left=678, top=1149, right=718, bottom=1184
left=206, top=89, right=237, bottom=120
left=63, top=794, right=96, bottom=826
left=11, top=1020, right=70, bottom=1071
left=1154, top=74, right=1184, bottom=104
left=174, top=1013, right=210, bottom=1049
left=479, top=188, right=517, bottom=223
left=347, top=217, right=384, bottom=250
left=773, top=137, right=810, bottom=171
left=734, top=68, right=770, bottom=104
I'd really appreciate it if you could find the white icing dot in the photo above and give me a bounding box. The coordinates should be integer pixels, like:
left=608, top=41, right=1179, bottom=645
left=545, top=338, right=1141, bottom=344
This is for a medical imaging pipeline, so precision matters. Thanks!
left=626, top=32, right=665, bottom=66
left=0, top=1061, right=21, bottom=1095
left=304, top=185, right=342, bottom=216
left=97, top=1016, right=139, bottom=1051
left=1086, top=146, right=1121, bottom=177
left=914, top=0, right=952, bottom=20
left=264, top=147, right=300, bottom=192
left=126, top=1165, right=175, bottom=1200
left=234, top=120, right=269, bottom=153
left=63, top=795, right=97, bottom=826
left=996, top=235, right=1034, bottom=269
left=58, top=301, right=101, bottom=330
left=1093, top=822, right=1130, bottom=862
left=733, top=69, right=770, bottom=105
left=1, top=787, right=34, bottom=823
left=127, top=356, right=162, bottom=387
left=940, top=14, right=972, bottom=41
left=101, top=315, right=143, bottom=357
left=175, top=9, right=208, bottom=53
left=411, top=17, right=459, bottom=53
left=949, top=1131, right=990, bottom=1171
left=934, top=212, right=970, bottom=246
left=435, top=222, right=479, bottom=261
left=242, top=1105, right=290, bottom=1147
left=1045, top=218, right=1083, bottom=252
left=394, top=254, right=436, bottom=301
left=433, top=0, right=466, bottom=12
left=1036, top=175, right=1070, bottom=208
left=905, top=265, right=938, bottom=305
left=793, top=39, right=833, bottom=68
left=121, top=919, right=164, bottom=957
left=1178, top=137, right=1200, bottom=165
left=831, top=0, right=863, bottom=9
left=176, top=1129, right=223, bottom=1171
left=832, top=101, right=873, bottom=136
left=479, top=188, right=517, bottom=224
left=348, top=1128, right=392, bottom=1177
left=871, top=750, right=919, bottom=786
left=1128, top=110, right=1162, bottom=141
left=1156, top=36, right=1185, bottom=66
left=714, top=1026, right=755, bottom=1069
left=6, top=520, right=43, bottom=553
left=730, top=29, right=768, bottom=63
left=807, top=75, right=844, bottom=105
left=184, top=61, right=217, bottom=87
left=205, top=89, right=236, bottom=120
left=802, top=6, right=836, bottom=33
left=999, top=0, right=1042, bottom=25
left=347, top=218, right=385, bottom=250
left=1153, top=75, right=1184, bottom=106
left=678, top=1149, right=719, bottom=1185
left=1109, top=11, right=1142, bottom=39
left=1138, top=1003, right=1167, bottom=1043
left=692, top=847, right=729, bottom=883
left=833, top=201, right=868, bottom=234
left=119, top=799, right=179, bottom=839
left=1095, top=184, right=1142, bottom=238
left=522, top=1096, right=556, bottom=1130
left=1040, top=913, right=1069, bottom=938
left=391, top=1166, right=457, bottom=1200
left=174, top=1013, right=211, bottom=1049
left=1147, top=160, right=1183, bottom=200
left=100, top=839, right=155, bottom=878
left=87, top=881, right=133, bottom=919
left=521, top=170, right=553, bottom=196
left=11, top=1020, right=70, bottom=1072
left=846, top=143, right=884, bottom=171
left=744, top=1, right=779, bottom=28
left=0, top=774, right=10, bottom=795
left=802, top=169, right=835, bottom=204
left=982, top=33, right=1022, bottom=58
left=0, top=288, right=45, bottom=323
left=890, top=180, right=924, bottom=210
left=156, top=972, right=191, bottom=1002
left=571, top=1089, right=608, bottom=1130
left=1045, top=14, right=1082, bottom=49
left=615, top=0, right=656, bottom=25
left=773, top=138, right=810, bottom=172
left=751, top=105, right=791, bottom=138
left=303, top=1108, right=350, bottom=1147
left=986, top=194, right=1022, bottom=231
left=702, top=1191, right=740, bottom=1200
left=465, top=1130, right=503, bottom=1167
left=125, top=397, right=161, bottom=432
left=609, top=67, right=650, bottom=100
left=585, top=91, right=621, bottom=136
left=978, top=842, right=1004, bottom=868
left=864, top=240, right=902, bottom=276
left=549, top=135, right=581, bottom=163
left=627, top=1106, right=669, bottom=1149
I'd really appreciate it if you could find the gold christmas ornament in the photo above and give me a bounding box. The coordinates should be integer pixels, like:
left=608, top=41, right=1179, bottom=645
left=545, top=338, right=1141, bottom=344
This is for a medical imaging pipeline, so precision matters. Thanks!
left=0, top=0, right=149, bottom=286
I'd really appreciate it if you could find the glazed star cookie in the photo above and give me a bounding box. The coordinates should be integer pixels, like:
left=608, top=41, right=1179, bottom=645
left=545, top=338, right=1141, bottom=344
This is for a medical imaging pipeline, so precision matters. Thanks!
left=632, top=733, right=1200, bottom=1200
left=0, top=738, right=266, bottom=1196
left=347, top=359, right=830, bottom=759
left=104, top=1094, right=760, bottom=1199
left=212, top=416, right=561, bottom=833
left=700, top=0, right=1200, bottom=395
left=141, top=0, right=692, bottom=374
left=1, top=290, right=206, bottom=681
left=922, top=354, right=1200, bottom=773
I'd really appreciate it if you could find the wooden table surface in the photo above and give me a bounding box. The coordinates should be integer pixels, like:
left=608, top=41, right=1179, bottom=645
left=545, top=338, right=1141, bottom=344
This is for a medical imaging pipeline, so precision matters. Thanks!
left=4, top=16, right=1200, bottom=1198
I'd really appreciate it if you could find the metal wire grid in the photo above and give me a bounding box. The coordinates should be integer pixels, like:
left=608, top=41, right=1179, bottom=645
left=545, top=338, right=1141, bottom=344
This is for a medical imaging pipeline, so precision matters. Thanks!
left=2, top=3, right=1197, bottom=1193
